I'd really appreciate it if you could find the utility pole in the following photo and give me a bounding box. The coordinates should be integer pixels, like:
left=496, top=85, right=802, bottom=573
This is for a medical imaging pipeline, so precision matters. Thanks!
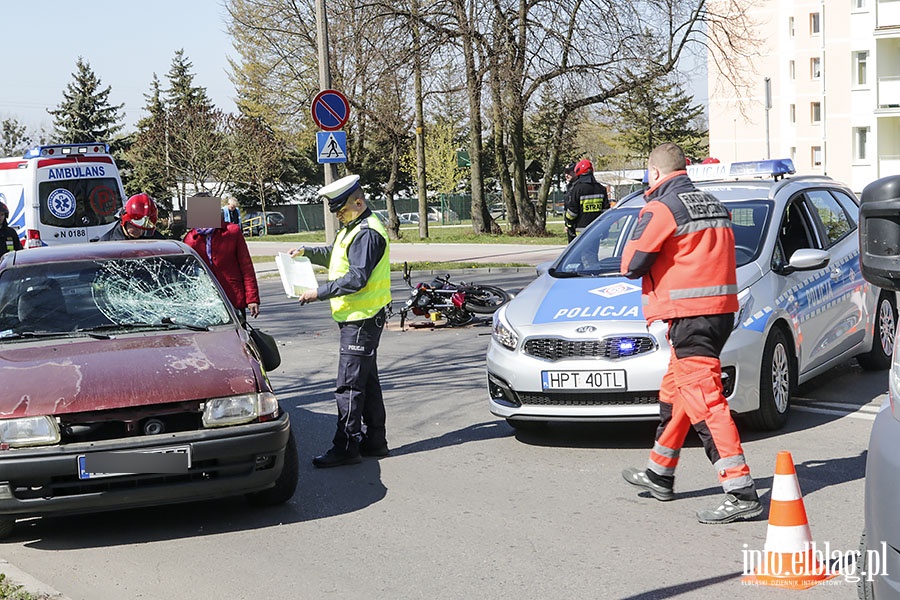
left=315, top=0, right=338, bottom=243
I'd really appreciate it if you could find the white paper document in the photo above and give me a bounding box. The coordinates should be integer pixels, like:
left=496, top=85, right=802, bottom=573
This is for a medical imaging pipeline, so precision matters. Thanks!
left=275, top=253, right=319, bottom=298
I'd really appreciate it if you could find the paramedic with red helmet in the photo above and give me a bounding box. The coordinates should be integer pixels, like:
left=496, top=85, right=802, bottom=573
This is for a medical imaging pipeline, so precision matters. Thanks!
left=563, top=158, right=608, bottom=243
left=619, top=142, right=761, bottom=524
left=98, top=193, right=164, bottom=241
left=0, top=201, right=23, bottom=256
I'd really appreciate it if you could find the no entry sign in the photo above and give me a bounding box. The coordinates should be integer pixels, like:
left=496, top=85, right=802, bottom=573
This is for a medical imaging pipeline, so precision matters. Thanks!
left=311, top=89, right=350, bottom=131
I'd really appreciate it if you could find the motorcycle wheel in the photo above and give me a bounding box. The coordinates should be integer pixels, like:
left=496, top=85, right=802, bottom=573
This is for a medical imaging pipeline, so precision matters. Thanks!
left=446, top=309, right=475, bottom=326
left=463, top=285, right=511, bottom=314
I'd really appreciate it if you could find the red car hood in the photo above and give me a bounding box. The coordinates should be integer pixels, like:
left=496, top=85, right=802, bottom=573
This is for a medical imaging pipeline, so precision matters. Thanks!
left=0, top=329, right=261, bottom=417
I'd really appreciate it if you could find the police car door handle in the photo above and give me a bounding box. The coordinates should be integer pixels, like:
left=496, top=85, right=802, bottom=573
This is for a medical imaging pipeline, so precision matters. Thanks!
left=830, top=269, right=842, bottom=280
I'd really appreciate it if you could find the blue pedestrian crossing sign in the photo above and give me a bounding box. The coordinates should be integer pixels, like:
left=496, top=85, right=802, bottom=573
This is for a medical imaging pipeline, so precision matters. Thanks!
left=317, top=131, right=347, bottom=164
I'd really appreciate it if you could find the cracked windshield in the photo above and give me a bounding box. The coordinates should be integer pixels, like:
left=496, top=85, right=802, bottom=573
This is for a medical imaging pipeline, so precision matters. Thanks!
left=0, top=255, right=231, bottom=338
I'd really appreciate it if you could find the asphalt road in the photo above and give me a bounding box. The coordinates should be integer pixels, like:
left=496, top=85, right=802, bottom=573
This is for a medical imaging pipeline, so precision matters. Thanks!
left=0, top=271, right=884, bottom=600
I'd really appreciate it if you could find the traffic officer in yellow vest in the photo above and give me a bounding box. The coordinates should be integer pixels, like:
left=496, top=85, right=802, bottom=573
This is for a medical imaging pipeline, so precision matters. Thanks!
left=290, top=174, right=392, bottom=468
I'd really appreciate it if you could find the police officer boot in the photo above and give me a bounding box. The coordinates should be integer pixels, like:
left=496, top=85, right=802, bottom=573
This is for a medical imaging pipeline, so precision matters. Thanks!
left=312, top=447, right=362, bottom=468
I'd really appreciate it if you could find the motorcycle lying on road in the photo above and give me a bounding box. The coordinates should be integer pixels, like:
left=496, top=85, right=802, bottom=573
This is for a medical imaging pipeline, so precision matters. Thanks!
left=395, top=262, right=512, bottom=329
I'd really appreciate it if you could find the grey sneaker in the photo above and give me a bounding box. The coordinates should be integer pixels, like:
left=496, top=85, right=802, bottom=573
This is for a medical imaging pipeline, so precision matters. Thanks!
left=621, top=467, right=674, bottom=501
left=697, top=494, right=763, bottom=524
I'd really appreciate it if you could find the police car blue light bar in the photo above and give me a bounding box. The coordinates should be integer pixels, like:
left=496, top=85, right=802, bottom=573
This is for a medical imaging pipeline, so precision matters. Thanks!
left=23, top=143, right=109, bottom=159
left=728, top=159, right=795, bottom=178
left=687, top=158, right=795, bottom=182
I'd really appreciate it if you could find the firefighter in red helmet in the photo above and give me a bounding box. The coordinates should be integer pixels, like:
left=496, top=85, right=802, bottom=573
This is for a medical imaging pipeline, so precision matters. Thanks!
left=0, top=201, right=23, bottom=256
left=563, top=158, right=609, bottom=243
left=620, top=142, right=761, bottom=524
left=98, top=193, right=164, bottom=241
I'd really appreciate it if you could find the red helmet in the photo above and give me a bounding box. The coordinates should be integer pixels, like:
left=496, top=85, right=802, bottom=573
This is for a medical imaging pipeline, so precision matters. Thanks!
left=122, top=193, right=158, bottom=230
left=573, top=159, right=593, bottom=177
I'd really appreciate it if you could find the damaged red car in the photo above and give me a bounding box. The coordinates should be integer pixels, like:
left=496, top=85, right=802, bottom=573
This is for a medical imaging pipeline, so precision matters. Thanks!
left=0, top=240, right=297, bottom=538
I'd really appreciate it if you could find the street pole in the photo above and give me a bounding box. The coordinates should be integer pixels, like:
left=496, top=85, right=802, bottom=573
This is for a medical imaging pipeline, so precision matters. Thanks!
left=764, top=77, right=772, bottom=160
left=315, top=0, right=338, bottom=243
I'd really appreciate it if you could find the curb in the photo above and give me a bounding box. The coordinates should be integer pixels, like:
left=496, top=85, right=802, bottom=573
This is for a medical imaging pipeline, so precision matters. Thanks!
left=0, top=559, right=71, bottom=599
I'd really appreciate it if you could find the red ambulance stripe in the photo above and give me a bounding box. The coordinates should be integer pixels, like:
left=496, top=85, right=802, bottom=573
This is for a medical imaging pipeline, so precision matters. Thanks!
left=0, top=161, right=27, bottom=170
left=37, top=156, right=113, bottom=167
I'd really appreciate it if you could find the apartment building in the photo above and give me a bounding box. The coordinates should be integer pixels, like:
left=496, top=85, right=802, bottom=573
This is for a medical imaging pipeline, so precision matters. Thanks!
left=706, top=0, right=893, bottom=194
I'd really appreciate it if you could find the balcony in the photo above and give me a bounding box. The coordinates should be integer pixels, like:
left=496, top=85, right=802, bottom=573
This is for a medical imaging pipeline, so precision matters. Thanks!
left=878, top=0, right=900, bottom=30
left=878, top=76, right=900, bottom=109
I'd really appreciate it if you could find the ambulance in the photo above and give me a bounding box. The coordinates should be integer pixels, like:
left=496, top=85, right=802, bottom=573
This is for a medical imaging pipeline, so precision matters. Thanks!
left=0, top=142, right=126, bottom=248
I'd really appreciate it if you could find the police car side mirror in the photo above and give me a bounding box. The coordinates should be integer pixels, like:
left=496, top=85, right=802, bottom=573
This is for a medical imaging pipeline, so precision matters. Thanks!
left=536, top=261, right=552, bottom=277
left=788, top=249, right=830, bottom=272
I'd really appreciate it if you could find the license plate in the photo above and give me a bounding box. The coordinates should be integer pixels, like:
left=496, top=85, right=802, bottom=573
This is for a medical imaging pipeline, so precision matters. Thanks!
left=541, top=370, right=627, bottom=390
left=77, top=446, right=191, bottom=480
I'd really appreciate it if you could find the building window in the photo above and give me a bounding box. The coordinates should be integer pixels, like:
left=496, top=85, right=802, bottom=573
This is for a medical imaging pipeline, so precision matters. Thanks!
left=812, top=146, right=823, bottom=167
left=853, top=0, right=866, bottom=9
left=854, top=51, right=868, bottom=86
left=790, top=60, right=796, bottom=80
left=855, top=127, right=870, bottom=161
left=811, top=57, right=821, bottom=79
left=790, top=104, right=796, bottom=123
left=810, top=12, right=821, bottom=34
left=811, top=102, right=822, bottom=123
left=789, top=16, right=795, bottom=37
left=790, top=147, right=797, bottom=161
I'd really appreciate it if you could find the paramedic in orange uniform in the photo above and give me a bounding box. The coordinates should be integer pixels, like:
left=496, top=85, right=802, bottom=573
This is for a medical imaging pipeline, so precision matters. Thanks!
left=619, top=142, right=762, bottom=524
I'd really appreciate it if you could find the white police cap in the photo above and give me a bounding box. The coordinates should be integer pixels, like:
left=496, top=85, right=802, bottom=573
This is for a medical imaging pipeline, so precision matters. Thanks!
left=319, top=174, right=361, bottom=212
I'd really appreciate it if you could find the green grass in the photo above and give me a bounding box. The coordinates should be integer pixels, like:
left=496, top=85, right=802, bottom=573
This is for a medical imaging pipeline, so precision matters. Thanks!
left=245, top=220, right=568, bottom=245
left=0, top=573, right=50, bottom=600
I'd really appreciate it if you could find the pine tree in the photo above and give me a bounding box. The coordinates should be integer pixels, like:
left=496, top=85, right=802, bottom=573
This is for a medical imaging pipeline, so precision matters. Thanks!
left=48, top=57, right=123, bottom=144
left=165, top=49, right=213, bottom=112
left=126, top=74, right=174, bottom=206
left=0, top=117, right=32, bottom=156
left=608, top=76, right=708, bottom=162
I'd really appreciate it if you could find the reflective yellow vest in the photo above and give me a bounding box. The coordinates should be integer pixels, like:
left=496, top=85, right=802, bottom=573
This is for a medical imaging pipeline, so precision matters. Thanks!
left=328, top=214, right=392, bottom=322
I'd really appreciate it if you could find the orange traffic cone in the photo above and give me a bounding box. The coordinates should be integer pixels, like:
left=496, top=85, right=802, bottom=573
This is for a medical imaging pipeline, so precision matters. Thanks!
left=741, top=451, right=838, bottom=589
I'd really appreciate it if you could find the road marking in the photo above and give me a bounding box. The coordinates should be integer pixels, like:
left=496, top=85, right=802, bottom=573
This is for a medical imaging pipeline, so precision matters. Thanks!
left=791, top=396, right=886, bottom=421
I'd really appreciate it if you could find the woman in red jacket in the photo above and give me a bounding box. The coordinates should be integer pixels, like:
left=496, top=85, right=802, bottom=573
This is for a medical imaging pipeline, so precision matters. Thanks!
left=184, top=219, right=260, bottom=321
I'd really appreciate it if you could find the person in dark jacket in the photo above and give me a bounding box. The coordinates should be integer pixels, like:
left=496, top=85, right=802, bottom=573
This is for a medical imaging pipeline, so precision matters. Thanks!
left=98, top=193, right=165, bottom=241
left=0, top=202, right=22, bottom=257
left=619, top=142, right=761, bottom=525
left=564, top=159, right=609, bottom=242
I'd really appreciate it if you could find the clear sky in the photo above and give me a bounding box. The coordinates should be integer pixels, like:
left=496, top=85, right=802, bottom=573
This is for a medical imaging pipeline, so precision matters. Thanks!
left=0, top=0, right=237, bottom=134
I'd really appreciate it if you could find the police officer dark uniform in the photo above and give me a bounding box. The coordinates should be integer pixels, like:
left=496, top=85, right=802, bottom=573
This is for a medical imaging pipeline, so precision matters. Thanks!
left=0, top=202, right=22, bottom=257
left=564, top=159, right=609, bottom=243
left=619, top=142, right=762, bottom=524
left=290, top=174, right=392, bottom=468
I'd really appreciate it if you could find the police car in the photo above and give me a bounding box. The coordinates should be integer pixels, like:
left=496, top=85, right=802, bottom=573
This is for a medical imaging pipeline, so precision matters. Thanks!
left=487, top=159, right=895, bottom=431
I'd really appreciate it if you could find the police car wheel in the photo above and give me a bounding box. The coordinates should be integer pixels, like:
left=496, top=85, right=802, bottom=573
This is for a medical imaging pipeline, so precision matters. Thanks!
left=747, top=327, right=793, bottom=431
left=857, top=292, right=896, bottom=372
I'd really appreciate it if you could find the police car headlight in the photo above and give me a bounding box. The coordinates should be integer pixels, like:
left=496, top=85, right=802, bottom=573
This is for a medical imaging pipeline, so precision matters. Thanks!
left=734, top=288, right=753, bottom=331
left=492, top=308, right=519, bottom=351
left=202, top=392, right=279, bottom=427
left=0, top=416, right=60, bottom=448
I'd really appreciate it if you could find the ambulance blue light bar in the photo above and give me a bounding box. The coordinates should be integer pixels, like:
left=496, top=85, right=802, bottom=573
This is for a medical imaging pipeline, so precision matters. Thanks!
left=23, top=143, right=109, bottom=159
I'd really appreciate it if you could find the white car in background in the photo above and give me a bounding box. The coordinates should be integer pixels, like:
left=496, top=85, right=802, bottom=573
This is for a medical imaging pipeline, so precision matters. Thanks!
left=487, top=159, right=896, bottom=432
